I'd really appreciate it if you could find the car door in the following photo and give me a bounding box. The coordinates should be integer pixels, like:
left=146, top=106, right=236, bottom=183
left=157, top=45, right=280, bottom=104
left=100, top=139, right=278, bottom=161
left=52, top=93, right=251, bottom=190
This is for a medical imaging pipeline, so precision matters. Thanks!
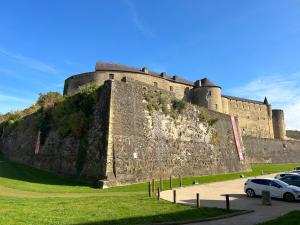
left=258, top=179, right=271, bottom=195
left=269, top=181, right=282, bottom=198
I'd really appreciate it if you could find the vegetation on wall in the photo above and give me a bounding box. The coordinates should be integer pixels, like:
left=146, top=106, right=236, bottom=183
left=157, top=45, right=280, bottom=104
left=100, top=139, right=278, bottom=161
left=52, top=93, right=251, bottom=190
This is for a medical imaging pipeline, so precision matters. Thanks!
left=0, top=84, right=102, bottom=175
left=143, top=90, right=186, bottom=118
left=286, top=130, right=300, bottom=140
left=198, top=109, right=218, bottom=126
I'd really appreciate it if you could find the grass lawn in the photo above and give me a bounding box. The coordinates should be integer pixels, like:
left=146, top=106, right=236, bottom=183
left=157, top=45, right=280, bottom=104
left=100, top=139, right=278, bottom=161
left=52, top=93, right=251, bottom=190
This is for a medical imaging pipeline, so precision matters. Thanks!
left=257, top=211, right=300, bottom=225
left=0, top=156, right=299, bottom=225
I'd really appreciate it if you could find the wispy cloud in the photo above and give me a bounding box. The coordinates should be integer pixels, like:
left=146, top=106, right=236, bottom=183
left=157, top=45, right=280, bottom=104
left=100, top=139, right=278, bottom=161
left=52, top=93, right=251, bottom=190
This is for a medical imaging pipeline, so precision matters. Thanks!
left=0, top=94, right=33, bottom=104
left=0, top=48, right=57, bottom=74
left=229, top=72, right=300, bottom=130
left=123, top=0, right=155, bottom=38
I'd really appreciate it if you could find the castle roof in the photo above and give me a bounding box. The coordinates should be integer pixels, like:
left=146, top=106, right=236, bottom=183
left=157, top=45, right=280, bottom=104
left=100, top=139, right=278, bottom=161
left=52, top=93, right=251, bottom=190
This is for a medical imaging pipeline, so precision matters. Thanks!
left=194, top=78, right=221, bottom=88
left=222, top=95, right=266, bottom=105
left=264, top=96, right=269, bottom=105
left=95, top=62, right=194, bottom=86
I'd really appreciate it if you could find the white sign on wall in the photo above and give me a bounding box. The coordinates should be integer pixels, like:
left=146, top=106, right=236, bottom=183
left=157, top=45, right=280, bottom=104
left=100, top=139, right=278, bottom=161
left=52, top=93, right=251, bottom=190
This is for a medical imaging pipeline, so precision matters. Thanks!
left=133, top=152, right=138, bottom=159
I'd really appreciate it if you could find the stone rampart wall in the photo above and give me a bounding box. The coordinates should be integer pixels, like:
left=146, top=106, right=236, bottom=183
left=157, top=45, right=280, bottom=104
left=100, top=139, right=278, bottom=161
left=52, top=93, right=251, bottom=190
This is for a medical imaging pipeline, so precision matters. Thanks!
left=106, top=79, right=250, bottom=185
left=243, top=136, right=300, bottom=164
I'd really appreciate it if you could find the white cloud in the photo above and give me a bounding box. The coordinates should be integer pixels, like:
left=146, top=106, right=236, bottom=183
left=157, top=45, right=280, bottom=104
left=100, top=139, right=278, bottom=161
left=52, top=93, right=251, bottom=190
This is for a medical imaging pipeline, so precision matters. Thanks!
left=228, top=72, right=300, bottom=130
left=123, top=0, right=155, bottom=38
left=0, top=94, right=32, bottom=104
left=0, top=48, right=57, bottom=74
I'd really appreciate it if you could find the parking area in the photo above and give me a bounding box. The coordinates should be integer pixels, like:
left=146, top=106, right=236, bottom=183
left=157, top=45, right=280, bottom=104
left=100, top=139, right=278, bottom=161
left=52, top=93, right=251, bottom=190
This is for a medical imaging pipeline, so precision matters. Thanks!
left=160, top=174, right=300, bottom=225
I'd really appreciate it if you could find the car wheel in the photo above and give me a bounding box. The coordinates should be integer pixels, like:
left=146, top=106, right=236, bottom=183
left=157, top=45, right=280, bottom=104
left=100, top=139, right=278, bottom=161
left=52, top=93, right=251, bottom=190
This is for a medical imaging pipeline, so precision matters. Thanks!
left=284, top=193, right=295, bottom=202
left=246, top=189, right=255, bottom=197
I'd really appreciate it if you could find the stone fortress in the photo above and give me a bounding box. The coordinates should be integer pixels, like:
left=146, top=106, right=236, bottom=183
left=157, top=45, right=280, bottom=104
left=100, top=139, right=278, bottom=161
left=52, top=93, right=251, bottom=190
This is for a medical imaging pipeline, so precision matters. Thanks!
left=64, top=62, right=286, bottom=140
left=1, top=62, right=299, bottom=187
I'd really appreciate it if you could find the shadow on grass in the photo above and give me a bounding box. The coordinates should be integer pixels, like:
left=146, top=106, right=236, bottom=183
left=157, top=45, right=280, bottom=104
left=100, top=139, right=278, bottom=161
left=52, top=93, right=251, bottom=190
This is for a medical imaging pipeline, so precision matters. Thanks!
left=71, top=207, right=235, bottom=225
left=0, top=156, right=95, bottom=188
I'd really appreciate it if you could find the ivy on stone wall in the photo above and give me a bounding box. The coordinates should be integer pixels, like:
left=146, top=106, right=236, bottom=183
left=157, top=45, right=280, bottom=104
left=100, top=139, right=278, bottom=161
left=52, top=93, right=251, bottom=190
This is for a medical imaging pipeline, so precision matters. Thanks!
left=143, top=90, right=186, bottom=118
left=198, top=109, right=218, bottom=126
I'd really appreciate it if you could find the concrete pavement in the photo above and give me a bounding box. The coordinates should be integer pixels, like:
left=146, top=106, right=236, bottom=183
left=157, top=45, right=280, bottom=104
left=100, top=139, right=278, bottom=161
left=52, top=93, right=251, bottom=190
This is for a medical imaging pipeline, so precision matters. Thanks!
left=160, top=174, right=300, bottom=225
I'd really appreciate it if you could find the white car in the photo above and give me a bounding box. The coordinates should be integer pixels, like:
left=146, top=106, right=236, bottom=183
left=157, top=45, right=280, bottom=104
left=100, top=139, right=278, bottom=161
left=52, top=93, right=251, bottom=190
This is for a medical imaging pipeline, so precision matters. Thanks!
left=274, top=172, right=300, bottom=179
left=244, top=178, right=300, bottom=202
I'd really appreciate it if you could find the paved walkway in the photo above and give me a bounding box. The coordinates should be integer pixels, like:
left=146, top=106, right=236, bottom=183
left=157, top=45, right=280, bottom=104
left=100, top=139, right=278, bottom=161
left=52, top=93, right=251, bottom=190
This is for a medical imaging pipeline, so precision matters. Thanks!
left=160, top=174, right=300, bottom=225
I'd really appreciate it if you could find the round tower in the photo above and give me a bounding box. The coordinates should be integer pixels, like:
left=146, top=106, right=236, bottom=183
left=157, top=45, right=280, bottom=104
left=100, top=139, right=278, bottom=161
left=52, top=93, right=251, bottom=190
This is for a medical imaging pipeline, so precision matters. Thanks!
left=272, top=109, right=286, bottom=139
left=191, top=78, right=223, bottom=112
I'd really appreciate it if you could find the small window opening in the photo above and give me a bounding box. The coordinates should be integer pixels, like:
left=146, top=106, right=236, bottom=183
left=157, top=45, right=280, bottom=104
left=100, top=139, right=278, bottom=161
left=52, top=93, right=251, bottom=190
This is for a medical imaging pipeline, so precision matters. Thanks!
left=154, top=82, right=157, bottom=87
left=170, top=86, right=173, bottom=91
left=109, top=74, right=114, bottom=79
left=215, top=104, right=218, bottom=110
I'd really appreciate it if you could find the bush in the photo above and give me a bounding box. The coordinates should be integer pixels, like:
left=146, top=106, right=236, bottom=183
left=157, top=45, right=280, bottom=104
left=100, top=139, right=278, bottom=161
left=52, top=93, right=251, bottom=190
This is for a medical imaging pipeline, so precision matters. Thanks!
left=37, top=92, right=63, bottom=109
left=171, top=99, right=186, bottom=114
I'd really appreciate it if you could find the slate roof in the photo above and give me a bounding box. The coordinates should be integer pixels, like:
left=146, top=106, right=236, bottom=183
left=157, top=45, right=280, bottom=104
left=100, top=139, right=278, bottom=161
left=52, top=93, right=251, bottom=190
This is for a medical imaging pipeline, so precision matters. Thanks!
left=222, top=95, right=266, bottom=105
left=200, top=78, right=220, bottom=88
left=95, top=62, right=194, bottom=86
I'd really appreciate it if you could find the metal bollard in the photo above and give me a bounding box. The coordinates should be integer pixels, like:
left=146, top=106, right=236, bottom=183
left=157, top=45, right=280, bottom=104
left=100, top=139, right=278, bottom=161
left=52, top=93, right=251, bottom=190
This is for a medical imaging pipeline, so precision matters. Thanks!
left=262, top=190, right=272, bottom=205
left=180, top=175, right=183, bottom=187
left=196, top=193, right=200, bottom=208
left=152, top=179, right=155, bottom=193
left=148, top=181, right=152, bottom=197
left=225, top=194, right=230, bottom=211
left=173, top=190, right=177, bottom=203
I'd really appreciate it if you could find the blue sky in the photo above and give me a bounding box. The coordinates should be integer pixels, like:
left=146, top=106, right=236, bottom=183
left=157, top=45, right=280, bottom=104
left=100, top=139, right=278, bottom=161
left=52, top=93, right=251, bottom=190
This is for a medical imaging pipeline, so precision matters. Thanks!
left=1, top=0, right=300, bottom=129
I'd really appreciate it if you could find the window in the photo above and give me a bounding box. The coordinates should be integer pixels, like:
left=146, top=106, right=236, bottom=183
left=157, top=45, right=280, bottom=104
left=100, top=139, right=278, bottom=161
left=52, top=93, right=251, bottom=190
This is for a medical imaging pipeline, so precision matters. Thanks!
left=208, top=91, right=212, bottom=96
left=252, top=179, right=271, bottom=186
left=109, top=74, right=114, bottom=79
left=271, top=181, right=282, bottom=188
left=215, top=104, right=218, bottom=110
left=170, top=86, right=173, bottom=92
left=154, top=82, right=157, bottom=87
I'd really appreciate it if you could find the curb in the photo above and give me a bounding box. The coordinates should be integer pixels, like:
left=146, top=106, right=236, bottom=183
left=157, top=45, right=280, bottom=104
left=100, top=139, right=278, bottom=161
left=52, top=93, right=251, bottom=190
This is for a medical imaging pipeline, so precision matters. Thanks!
left=149, top=210, right=254, bottom=225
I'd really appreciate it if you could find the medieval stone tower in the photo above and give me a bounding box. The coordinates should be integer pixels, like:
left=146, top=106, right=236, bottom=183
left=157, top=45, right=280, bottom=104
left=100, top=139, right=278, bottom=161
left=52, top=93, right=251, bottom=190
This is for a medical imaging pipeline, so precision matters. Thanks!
left=191, top=78, right=223, bottom=113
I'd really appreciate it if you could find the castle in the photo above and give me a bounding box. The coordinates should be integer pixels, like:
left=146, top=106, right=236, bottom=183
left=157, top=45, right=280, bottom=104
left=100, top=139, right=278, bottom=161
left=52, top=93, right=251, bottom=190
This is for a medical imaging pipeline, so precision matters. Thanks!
left=2, top=62, right=298, bottom=187
left=64, top=62, right=286, bottom=140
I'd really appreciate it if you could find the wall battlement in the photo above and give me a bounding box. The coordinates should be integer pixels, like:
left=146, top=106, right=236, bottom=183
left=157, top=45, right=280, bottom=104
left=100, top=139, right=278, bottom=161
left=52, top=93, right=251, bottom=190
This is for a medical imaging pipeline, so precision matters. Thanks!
left=64, top=62, right=286, bottom=140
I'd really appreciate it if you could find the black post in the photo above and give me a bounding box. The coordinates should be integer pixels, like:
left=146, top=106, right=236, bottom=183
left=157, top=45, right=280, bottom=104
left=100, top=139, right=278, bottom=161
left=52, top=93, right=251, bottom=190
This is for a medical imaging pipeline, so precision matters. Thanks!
left=225, top=194, right=230, bottom=211
left=196, top=193, right=200, bottom=208
left=173, top=190, right=176, bottom=204
left=170, top=176, right=172, bottom=189
left=180, top=175, right=182, bottom=187
left=160, top=177, right=163, bottom=191
left=157, top=187, right=160, bottom=200
left=148, top=181, right=152, bottom=197
left=152, top=179, right=155, bottom=193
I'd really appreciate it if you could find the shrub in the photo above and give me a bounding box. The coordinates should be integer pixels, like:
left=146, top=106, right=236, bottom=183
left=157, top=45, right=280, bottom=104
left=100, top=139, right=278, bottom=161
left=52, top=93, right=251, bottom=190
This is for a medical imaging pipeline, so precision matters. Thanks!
left=171, top=99, right=186, bottom=114
left=37, top=92, right=63, bottom=109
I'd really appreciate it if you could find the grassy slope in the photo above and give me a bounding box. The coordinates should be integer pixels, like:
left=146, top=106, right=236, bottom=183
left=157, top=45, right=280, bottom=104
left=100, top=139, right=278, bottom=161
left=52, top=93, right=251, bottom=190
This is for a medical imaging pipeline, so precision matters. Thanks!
left=0, top=157, right=299, bottom=225
left=257, top=211, right=300, bottom=225
left=286, top=130, right=300, bottom=140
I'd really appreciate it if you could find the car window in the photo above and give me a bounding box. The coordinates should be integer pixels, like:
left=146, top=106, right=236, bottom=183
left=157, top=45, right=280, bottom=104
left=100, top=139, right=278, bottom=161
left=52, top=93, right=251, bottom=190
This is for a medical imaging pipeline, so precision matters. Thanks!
left=252, top=179, right=263, bottom=184
left=271, top=181, right=282, bottom=188
left=252, top=179, right=271, bottom=185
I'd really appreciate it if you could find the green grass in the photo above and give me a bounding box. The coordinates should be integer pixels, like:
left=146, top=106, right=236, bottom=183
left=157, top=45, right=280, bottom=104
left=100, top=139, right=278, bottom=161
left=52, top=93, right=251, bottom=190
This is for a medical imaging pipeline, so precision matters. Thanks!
left=257, top=211, right=300, bottom=225
left=0, top=156, right=299, bottom=225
